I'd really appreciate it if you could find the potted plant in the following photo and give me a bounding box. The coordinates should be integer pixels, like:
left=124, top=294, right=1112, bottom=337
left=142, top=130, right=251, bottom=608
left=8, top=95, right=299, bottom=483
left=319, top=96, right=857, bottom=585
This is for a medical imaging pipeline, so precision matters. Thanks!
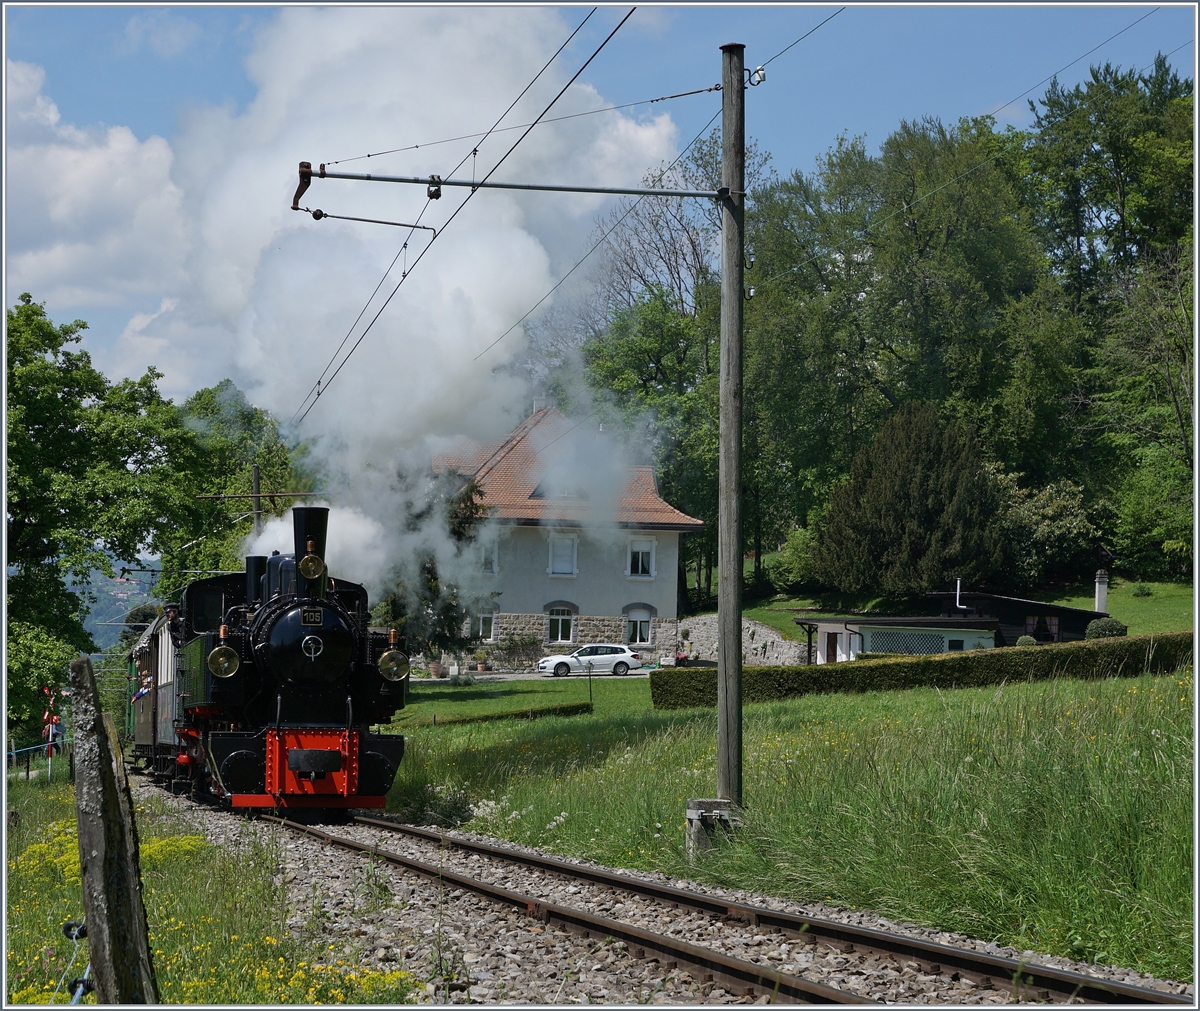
left=473, top=648, right=488, bottom=672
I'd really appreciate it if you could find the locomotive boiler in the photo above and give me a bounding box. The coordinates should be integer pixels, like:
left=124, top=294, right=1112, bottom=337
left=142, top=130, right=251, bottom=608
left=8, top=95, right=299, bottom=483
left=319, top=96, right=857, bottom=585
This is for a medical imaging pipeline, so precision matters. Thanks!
left=128, top=506, right=408, bottom=811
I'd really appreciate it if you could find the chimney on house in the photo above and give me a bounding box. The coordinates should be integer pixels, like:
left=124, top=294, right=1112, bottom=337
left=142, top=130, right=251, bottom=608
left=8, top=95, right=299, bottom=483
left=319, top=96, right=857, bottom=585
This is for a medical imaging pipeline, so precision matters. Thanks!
left=1094, top=569, right=1109, bottom=613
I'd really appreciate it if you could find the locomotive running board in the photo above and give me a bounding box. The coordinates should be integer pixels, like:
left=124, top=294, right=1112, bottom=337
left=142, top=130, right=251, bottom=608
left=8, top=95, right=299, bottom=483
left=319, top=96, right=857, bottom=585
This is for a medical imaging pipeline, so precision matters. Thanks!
left=230, top=794, right=385, bottom=808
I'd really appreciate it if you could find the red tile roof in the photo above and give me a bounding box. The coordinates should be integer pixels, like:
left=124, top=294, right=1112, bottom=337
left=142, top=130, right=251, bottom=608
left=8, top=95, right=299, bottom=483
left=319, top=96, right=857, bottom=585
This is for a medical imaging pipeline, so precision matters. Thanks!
left=433, top=408, right=703, bottom=530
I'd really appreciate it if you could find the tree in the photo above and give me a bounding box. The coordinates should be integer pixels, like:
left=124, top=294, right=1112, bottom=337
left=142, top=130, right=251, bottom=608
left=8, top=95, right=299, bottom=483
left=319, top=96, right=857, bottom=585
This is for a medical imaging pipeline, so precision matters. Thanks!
left=155, top=379, right=303, bottom=601
left=1027, top=56, right=1193, bottom=312
left=6, top=622, right=77, bottom=745
left=812, top=404, right=1004, bottom=594
left=6, top=294, right=203, bottom=650
left=373, top=476, right=495, bottom=658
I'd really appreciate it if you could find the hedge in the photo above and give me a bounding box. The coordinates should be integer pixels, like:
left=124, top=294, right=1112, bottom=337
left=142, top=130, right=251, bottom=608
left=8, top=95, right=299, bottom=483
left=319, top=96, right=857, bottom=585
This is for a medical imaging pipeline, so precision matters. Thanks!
left=398, top=701, right=595, bottom=727
left=649, top=632, right=1193, bottom=710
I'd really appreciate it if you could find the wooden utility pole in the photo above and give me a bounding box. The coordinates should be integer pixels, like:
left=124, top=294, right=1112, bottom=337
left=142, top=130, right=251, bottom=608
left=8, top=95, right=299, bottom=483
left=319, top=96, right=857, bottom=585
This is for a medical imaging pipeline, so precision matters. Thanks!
left=252, top=462, right=263, bottom=536
left=70, top=656, right=159, bottom=1004
left=717, top=42, right=745, bottom=807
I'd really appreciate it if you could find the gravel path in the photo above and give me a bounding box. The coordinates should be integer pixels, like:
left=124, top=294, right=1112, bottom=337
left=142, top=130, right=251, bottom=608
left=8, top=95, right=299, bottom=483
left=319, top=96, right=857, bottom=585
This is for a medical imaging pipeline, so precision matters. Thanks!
left=141, top=783, right=1193, bottom=1005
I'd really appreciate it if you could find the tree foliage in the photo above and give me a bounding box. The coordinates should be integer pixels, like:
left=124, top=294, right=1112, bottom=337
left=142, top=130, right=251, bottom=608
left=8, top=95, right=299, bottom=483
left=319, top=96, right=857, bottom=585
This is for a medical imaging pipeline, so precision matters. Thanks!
left=566, top=56, right=1191, bottom=591
left=811, top=404, right=1003, bottom=594
left=6, top=294, right=204, bottom=650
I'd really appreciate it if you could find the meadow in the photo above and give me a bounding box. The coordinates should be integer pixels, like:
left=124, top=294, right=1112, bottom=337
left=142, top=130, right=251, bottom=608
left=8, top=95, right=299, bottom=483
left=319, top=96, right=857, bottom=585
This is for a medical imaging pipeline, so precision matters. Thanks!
left=5, top=777, right=418, bottom=1004
left=391, top=671, right=1194, bottom=982
left=740, top=579, right=1193, bottom=641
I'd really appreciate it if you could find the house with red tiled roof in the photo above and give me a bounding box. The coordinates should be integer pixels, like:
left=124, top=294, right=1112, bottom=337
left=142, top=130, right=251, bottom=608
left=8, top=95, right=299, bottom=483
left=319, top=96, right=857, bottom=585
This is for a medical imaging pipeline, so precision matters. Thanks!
left=433, top=408, right=703, bottom=661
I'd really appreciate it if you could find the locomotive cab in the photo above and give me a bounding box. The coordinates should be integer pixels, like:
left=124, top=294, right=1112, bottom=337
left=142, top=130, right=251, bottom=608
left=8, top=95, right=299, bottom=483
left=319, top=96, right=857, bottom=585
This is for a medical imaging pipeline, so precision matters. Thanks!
left=151, top=506, right=408, bottom=811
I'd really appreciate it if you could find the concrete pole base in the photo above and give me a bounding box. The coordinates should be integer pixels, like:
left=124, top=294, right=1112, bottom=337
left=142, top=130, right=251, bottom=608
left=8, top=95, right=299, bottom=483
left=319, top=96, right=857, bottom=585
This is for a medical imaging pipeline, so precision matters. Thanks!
left=686, top=798, right=742, bottom=863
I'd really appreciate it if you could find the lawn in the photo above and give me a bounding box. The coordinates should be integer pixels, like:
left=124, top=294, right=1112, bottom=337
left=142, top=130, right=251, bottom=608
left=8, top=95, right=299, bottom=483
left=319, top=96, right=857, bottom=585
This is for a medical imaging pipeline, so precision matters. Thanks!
left=733, top=579, right=1193, bottom=641
left=393, top=669, right=1194, bottom=983
left=395, top=675, right=650, bottom=726
left=1033, top=579, right=1193, bottom=635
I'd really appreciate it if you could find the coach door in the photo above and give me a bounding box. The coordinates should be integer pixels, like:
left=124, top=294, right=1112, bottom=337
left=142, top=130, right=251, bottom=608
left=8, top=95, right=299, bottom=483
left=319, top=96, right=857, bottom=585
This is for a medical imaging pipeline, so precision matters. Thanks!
left=155, top=620, right=176, bottom=745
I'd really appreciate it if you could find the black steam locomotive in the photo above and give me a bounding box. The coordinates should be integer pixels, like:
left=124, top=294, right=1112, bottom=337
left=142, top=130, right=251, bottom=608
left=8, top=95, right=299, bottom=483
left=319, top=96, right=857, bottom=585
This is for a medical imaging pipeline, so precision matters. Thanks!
left=128, top=506, right=408, bottom=812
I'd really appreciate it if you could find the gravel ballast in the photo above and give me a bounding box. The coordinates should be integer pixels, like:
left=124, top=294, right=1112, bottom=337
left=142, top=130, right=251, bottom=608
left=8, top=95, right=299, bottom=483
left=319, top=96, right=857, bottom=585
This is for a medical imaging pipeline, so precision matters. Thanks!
left=141, top=783, right=1193, bottom=1005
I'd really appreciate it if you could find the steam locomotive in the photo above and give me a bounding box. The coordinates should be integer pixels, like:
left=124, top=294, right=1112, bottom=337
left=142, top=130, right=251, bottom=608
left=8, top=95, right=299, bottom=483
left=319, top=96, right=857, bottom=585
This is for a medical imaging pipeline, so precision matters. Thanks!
left=127, top=506, right=408, bottom=812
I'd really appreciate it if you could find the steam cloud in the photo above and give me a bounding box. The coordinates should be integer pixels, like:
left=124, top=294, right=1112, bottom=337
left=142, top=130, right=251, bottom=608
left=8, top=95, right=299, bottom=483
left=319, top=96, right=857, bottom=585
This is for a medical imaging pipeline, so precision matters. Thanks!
left=8, top=8, right=676, bottom=620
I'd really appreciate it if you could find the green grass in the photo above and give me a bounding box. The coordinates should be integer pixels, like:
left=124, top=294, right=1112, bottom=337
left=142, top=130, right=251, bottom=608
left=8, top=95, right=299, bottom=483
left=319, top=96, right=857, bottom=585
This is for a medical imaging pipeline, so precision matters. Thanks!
left=395, top=671, right=1194, bottom=982
left=735, top=580, right=1194, bottom=642
left=394, top=675, right=648, bottom=726
left=1032, top=580, right=1193, bottom=636
left=6, top=777, right=419, bottom=1004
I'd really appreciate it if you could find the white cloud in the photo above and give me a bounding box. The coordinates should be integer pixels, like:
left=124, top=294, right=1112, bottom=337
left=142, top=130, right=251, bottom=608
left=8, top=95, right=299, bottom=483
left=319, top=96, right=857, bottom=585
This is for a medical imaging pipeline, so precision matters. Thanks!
left=6, top=59, right=190, bottom=309
left=121, top=11, right=202, bottom=58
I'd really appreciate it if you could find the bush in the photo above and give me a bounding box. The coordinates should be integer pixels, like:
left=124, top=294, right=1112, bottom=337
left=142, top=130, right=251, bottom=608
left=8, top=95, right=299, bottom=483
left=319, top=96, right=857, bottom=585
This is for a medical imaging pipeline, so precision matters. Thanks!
left=649, top=632, right=1191, bottom=709
left=1087, top=617, right=1128, bottom=639
left=492, top=634, right=543, bottom=667
left=1131, top=583, right=1154, bottom=597
left=1016, top=635, right=1039, bottom=646
left=767, top=526, right=817, bottom=591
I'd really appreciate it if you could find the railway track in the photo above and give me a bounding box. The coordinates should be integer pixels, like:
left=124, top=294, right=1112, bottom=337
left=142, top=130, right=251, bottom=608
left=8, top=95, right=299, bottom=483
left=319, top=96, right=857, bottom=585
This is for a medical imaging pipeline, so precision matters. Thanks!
left=267, top=814, right=1190, bottom=1005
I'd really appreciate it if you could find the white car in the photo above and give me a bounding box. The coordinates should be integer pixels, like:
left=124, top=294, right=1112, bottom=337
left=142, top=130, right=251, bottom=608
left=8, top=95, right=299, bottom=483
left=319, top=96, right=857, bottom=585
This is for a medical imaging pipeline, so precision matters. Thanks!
left=537, top=644, right=643, bottom=677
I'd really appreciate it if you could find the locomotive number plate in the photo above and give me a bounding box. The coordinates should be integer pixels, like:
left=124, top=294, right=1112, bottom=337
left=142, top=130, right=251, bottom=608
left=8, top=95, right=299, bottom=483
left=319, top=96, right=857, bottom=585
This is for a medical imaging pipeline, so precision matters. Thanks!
left=301, top=608, right=324, bottom=626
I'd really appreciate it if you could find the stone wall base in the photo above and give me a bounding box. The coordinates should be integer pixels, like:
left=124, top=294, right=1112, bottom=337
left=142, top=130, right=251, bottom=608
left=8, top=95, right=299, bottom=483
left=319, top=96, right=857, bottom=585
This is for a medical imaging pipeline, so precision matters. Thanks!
left=485, top=612, right=679, bottom=663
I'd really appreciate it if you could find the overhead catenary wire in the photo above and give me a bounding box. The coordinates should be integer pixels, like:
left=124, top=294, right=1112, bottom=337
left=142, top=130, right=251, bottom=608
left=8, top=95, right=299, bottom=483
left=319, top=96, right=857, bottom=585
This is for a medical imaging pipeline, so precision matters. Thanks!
left=988, top=5, right=1160, bottom=117
left=325, top=83, right=721, bottom=166
left=760, top=7, right=846, bottom=68
left=292, top=7, right=602, bottom=424
left=472, top=3, right=851, bottom=362
left=295, top=7, right=639, bottom=425
left=472, top=107, right=722, bottom=362
left=755, top=32, right=1193, bottom=295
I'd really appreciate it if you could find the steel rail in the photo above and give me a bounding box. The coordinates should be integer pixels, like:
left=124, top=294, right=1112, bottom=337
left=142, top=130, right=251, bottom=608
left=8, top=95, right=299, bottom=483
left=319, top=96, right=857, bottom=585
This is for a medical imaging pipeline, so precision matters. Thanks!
left=354, top=817, right=1190, bottom=1006
left=266, top=816, right=870, bottom=1004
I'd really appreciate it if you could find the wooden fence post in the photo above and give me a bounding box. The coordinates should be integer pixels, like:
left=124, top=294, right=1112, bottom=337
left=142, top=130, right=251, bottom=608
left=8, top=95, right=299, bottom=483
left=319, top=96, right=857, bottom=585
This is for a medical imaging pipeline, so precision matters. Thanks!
left=69, top=656, right=160, bottom=1004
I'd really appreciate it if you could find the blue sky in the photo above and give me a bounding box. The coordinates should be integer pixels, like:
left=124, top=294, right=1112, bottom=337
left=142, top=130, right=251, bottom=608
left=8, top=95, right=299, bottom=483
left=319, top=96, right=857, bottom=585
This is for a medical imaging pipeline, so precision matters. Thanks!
left=8, top=5, right=1194, bottom=175
left=4, top=4, right=1195, bottom=450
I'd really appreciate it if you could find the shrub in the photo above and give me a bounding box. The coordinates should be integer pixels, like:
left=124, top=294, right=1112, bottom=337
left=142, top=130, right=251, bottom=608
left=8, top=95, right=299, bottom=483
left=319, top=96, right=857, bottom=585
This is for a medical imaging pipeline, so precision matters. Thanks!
left=1016, top=635, right=1039, bottom=646
left=768, top=526, right=817, bottom=591
left=1131, top=583, right=1154, bottom=597
left=1086, top=617, right=1128, bottom=639
left=649, top=632, right=1191, bottom=709
left=493, top=634, right=543, bottom=666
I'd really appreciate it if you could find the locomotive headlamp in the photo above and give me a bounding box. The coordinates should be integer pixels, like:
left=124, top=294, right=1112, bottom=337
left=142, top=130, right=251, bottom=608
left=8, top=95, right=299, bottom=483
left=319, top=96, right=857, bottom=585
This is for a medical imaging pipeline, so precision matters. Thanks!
left=207, top=645, right=241, bottom=678
left=378, top=650, right=410, bottom=682
left=298, top=539, right=326, bottom=580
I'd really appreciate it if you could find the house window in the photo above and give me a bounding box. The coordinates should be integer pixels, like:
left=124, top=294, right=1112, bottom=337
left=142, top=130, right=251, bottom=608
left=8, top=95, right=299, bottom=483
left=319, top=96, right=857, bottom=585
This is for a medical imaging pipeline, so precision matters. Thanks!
left=948, top=639, right=964, bottom=651
left=548, top=608, right=572, bottom=642
left=473, top=614, right=495, bottom=641
left=628, top=538, right=655, bottom=578
left=480, top=542, right=498, bottom=574
left=548, top=536, right=577, bottom=576
left=1025, top=615, right=1037, bottom=636
left=627, top=608, right=651, bottom=644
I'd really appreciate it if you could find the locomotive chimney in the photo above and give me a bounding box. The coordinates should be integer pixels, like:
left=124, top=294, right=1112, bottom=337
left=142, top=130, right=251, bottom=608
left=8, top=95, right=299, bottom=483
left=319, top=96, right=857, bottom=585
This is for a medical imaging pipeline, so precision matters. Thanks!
left=245, top=555, right=267, bottom=605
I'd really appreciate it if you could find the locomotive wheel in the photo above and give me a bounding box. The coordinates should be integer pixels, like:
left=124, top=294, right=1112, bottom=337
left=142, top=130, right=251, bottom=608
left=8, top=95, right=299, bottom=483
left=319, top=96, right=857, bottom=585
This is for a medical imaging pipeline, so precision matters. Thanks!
left=613, top=662, right=629, bottom=676
left=553, top=663, right=570, bottom=677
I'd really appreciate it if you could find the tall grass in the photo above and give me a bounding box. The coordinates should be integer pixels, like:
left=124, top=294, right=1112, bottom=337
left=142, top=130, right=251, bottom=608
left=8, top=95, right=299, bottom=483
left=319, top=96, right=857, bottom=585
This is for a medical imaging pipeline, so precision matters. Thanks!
left=5, top=777, right=418, bottom=1004
left=438, top=673, right=1192, bottom=982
